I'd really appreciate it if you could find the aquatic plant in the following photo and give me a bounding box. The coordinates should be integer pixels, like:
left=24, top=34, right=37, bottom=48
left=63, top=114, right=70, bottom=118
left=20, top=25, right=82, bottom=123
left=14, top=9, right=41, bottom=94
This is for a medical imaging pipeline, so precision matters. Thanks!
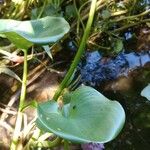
left=0, top=0, right=149, bottom=149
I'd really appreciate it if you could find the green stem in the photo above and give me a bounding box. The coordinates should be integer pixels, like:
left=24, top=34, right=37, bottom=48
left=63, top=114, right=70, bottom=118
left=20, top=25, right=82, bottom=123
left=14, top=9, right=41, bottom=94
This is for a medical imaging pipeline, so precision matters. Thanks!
left=111, top=9, right=150, bottom=23
left=37, top=0, right=47, bottom=19
left=113, top=18, right=150, bottom=33
left=111, top=10, right=128, bottom=17
left=64, top=140, right=69, bottom=150
left=74, top=0, right=89, bottom=35
left=19, top=49, right=28, bottom=111
left=36, top=137, right=61, bottom=148
left=23, top=127, right=41, bottom=150
left=53, top=0, right=97, bottom=100
left=10, top=49, right=28, bottom=150
left=24, top=135, right=61, bottom=149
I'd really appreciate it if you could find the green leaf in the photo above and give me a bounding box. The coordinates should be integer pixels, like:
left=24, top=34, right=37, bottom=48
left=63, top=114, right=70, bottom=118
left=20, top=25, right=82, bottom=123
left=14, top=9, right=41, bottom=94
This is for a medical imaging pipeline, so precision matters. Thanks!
left=114, top=39, right=123, bottom=53
left=31, top=4, right=61, bottom=19
left=65, top=5, right=77, bottom=19
left=0, top=16, right=70, bottom=49
left=102, top=10, right=111, bottom=19
left=21, top=100, right=38, bottom=111
left=0, top=67, right=22, bottom=82
left=36, top=86, right=125, bottom=143
left=141, top=84, right=150, bottom=101
left=42, top=45, right=53, bottom=60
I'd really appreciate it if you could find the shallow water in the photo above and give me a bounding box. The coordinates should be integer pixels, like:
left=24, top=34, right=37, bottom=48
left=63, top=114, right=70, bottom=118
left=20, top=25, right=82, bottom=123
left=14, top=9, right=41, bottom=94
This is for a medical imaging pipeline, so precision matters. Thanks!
left=77, top=27, right=150, bottom=149
left=79, top=50, right=150, bottom=87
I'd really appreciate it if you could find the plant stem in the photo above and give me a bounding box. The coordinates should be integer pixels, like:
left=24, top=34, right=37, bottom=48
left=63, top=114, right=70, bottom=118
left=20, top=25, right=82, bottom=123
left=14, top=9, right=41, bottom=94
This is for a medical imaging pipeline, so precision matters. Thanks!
left=10, top=49, right=28, bottom=150
left=37, top=0, right=47, bottom=19
left=74, top=0, right=88, bottom=35
left=111, top=10, right=128, bottom=17
left=113, top=18, right=150, bottom=33
left=19, top=50, right=28, bottom=111
left=36, top=137, right=61, bottom=148
left=64, top=140, right=69, bottom=150
left=53, top=0, right=97, bottom=100
left=111, top=9, right=150, bottom=23
left=71, top=0, right=105, bottom=29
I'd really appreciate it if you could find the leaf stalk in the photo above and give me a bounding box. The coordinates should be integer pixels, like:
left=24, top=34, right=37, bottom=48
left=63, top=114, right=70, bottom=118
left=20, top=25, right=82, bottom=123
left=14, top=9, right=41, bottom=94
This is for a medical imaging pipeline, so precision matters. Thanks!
left=10, top=49, right=28, bottom=150
left=53, top=0, right=97, bottom=100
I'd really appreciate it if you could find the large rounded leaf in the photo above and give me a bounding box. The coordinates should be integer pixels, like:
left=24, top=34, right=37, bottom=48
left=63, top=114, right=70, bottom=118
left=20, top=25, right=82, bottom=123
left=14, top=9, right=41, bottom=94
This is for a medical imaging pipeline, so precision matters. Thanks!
left=141, top=84, right=150, bottom=101
left=36, top=86, right=125, bottom=143
left=0, top=16, right=70, bottom=49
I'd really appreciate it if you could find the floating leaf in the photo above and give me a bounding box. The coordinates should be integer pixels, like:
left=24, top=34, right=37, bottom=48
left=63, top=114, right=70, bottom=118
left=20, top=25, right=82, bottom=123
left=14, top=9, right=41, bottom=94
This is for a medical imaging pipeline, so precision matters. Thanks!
left=0, top=67, right=21, bottom=82
left=37, top=86, right=125, bottom=143
left=141, top=84, right=150, bottom=101
left=0, top=16, right=70, bottom=49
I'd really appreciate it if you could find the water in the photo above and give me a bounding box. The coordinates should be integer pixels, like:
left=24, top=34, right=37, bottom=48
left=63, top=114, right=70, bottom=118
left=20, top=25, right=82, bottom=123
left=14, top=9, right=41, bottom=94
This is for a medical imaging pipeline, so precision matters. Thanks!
left=79, top=50, right=150, bottom=87
left=76, top=28, right=150, bottom=149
